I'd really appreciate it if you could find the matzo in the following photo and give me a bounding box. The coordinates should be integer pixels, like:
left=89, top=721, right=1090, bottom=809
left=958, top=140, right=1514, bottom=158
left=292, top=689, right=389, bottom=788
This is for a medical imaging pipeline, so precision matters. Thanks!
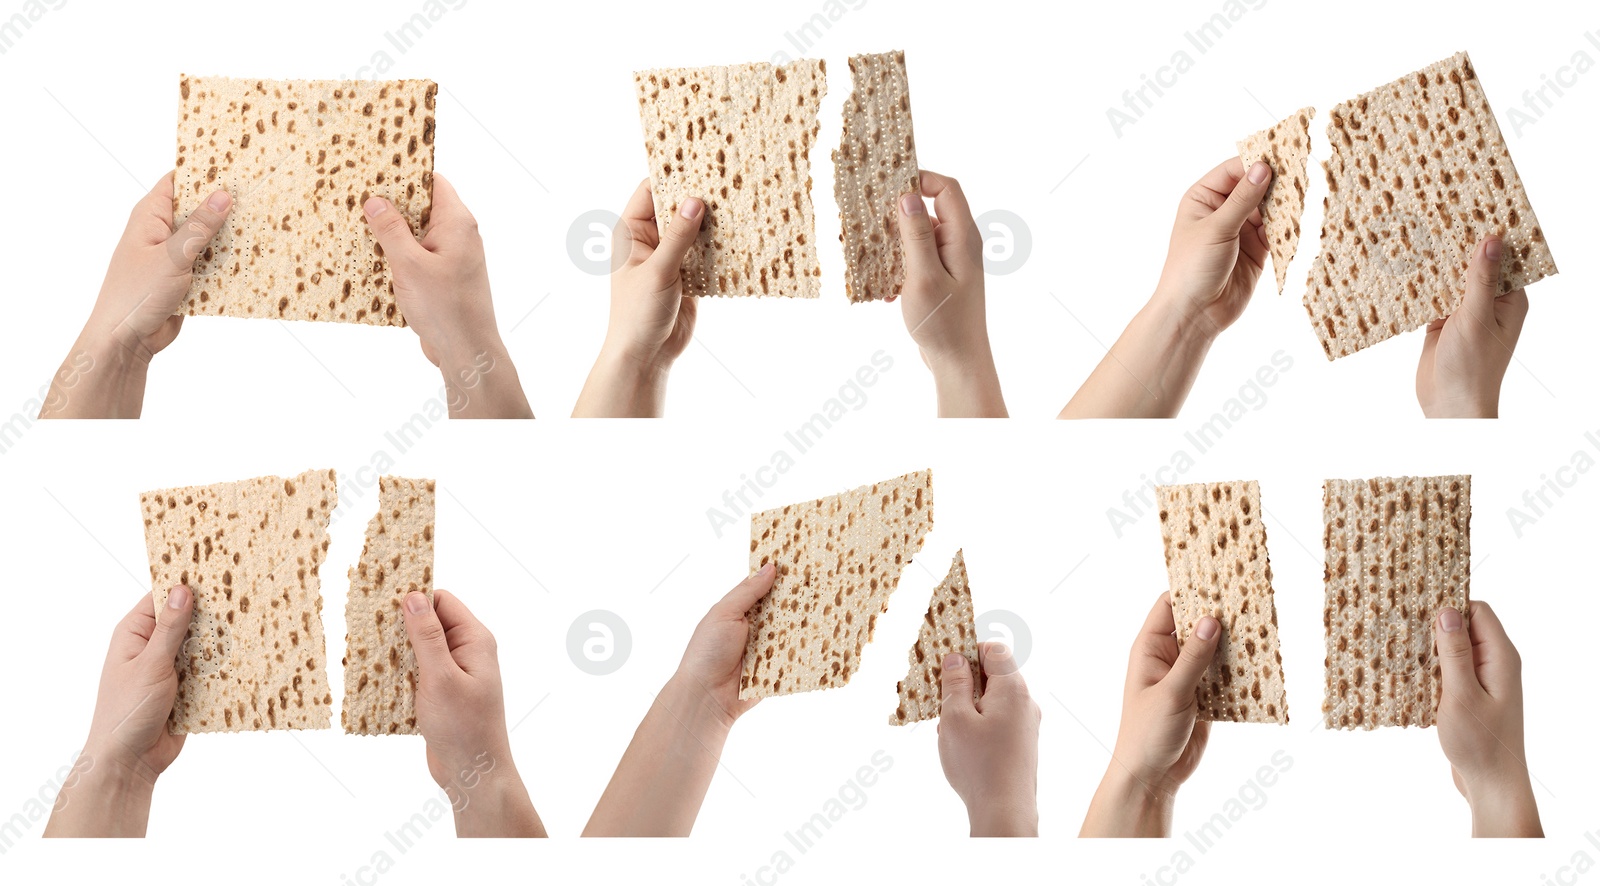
left=141, top=469, right=336, bottom=733
left=741, top=469, right=933, bottom=699
left=1157, top=481, right=1288, bottom=724
left=1322, top=476, right=1470, bottom=730
left=1305, top=53, right=1556, bottom=359
left=343, top=477, right=435, bottom=735
left=635, top=59, right=826, bottom=298
left=889, top=549, right=978, bottom=725
left=1238, top=108, right=1314, bottom=295
left=175, top=76, right=436, bottom=325
left=834, top=50, right=920, bottom=303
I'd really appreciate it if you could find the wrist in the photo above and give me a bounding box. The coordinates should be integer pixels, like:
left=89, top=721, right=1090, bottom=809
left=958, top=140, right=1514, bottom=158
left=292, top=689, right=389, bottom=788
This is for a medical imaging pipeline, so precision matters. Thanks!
left=1421, top=392, right=1499, bottom=419
left=1087, top=763, right=1177, bottom=837
left=1144, top=289, right=1223, bottom=350
left=661, top=671, right=740, bottom=735
left=965, top=791, right=1039, bottom=837
left=922, top=342, right=1007, bottom=418
left=597, top=339, right=674, bottom=385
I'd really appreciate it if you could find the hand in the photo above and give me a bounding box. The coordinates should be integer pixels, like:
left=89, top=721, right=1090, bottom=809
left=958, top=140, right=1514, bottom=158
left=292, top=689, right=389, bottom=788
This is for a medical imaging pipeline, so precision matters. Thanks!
left=573, top=180, right=702, bottom=417
left=45, top=586, right=196, bottom=837
left=1435, top=602, right=1542, bottom=837
left=1060, top=160, right=1270, bottom=418
left=365, top=174, right=533, bottom=418
left=937, top=643, right=1041, bottom=836
left=584, top=566, right=776, bottom=836
left=895, top=170, right=1007, bottom=417
left=40, top=174, right=232, bottom=419
left=402, top=590, right=545, bottom=837
left=1416, top=237, right=1528, bottom=419
left=1080, top=595, right=1221, bottom=837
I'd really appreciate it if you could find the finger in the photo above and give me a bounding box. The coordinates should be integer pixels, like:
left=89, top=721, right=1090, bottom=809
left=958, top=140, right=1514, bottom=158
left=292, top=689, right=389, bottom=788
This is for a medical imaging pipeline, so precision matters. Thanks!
left=133, top=172, right=178, bottom=234
left=402, top=590, right=460, bottom=678
left=897, top=190, right=944, bottom=279
left=364, top=196, right=429, bottom=267
left=622, top=178, right=658, bottom=223
left=166, top=188, right=233, bottom=268
left=1157, top=613, right=1219, bottom=698
left=939, top=651, right=978, bottom=717
left=1457, top=236, right=1505, bottom=331
left=1497, top=289, right=1529, bottom=341
left=1434, top=606, right=1485, bottom=697
left=1207, top=160, right=1273, bottom=235
left=712, top=562, right=776, bottom=620
left=617, top=179, right=663, bottom=266
left=136, top=585, right=194, bottom=671
left=110, top=592, right=159, bottom=662
left=644, top=196, right=704, bottom=278
left=975, top=642, right=1029, bottom=710
left=1137, top=593, right=1179, bottom=641
left=1465, top=601, right=1521, bottom=697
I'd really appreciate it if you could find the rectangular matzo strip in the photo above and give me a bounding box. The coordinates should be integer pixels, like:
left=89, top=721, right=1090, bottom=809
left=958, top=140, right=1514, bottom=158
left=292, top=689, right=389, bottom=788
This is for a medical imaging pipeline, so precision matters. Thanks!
left=176, top=76, right=436, bottom=325
left=342, top=477, right=435, bottom=735
left=1238, top=107, right=1314, bottom=295
left=141, top=470, right=336, bottom=733
left=635, top=60, right=826, bottom=298
left=834, top=50, right=920, bottom=303
left=1157, top=481, right=1288, bottom=724
left=889, top=549, right=978, bottom=725
left=1305, top=53, right=1556, bottom=359
left=1322, top=476, right=1470, bottom=729
left=741, top=469, right=933, bottom=699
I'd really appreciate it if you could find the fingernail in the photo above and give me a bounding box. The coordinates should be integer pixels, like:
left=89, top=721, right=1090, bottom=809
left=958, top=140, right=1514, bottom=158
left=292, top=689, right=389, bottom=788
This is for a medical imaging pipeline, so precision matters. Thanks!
left=900, top=194, right=925, bottom=217
left=206, top=191, right=232, bottom=212
left=1439, top=608, right=1463, bottom=632
left=168, top=585, right=190, bottom=609
left=757, top=562, right=775, bottom=577
left=405, top=592, right=428, bottom=614
left=1483, top=237, right=1503, bottom=263
left=943, top=653, right=966, bottom=671
left=1248, top=161, right=1271, bottom=185
left=364, top=197, right=389, bottom=218
left=1196, top=616, right=1220, bottom=641
left=679, top=197, right=703, bottom=220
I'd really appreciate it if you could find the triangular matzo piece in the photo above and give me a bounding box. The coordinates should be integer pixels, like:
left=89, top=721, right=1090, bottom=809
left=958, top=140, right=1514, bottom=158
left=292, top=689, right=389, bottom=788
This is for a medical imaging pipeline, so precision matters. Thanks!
left=175, top=76, right=437, bottom=325
left=889, top=549, right=978, bottom=725
left=140, top=470, right=336, bottom=733
left=834, top=50, right=921, bottom=303
left=1305, top=52, right=1557, bottom=359
left=342, top=476, right=435, bottom=735
left=635, top=59, right=826, bottom=298
left=1322, top=476, right=1470, bottom=730
left=1238, top=107, right=1314, bottom=295
left=741, top=470, right=934, bottom=700
left=1156, top=481, right=1288, bottom=725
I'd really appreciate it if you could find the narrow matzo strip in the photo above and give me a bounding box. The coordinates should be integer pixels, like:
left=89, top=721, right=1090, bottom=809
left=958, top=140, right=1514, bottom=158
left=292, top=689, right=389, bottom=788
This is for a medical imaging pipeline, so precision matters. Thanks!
left=741, top=470, right=934, bottom=699
left=834, top=50, right=920, bottom=303
left=1157, top=481, right=1288, bottom=724
left=175, top=76, right=436, bottom=325
left=889, top=549, right=978, bottom=725
left=635, top=60, right=826, bottom=298
left=1305, top=53, right=1556, bottom=359
left=1322, top=475, right=1470, bottom=729
left=1238, top=108, right=1314, bottom=295
left=141, top=470, right=336, bottom=733
left=342, top=477, right=435, bottom=735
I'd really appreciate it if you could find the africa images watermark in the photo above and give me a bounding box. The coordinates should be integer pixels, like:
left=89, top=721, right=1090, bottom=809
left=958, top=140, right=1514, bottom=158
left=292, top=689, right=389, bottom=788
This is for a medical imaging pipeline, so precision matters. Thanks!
left=1141, top=750, right=1293, bottom=885
left=339, top=749, right=496, bottom=886
left=1107, top=350, right=1294, bottom=538
left=0, top=0, right=66, bottom=57
left=0, top=751, right=89, bottom=853
left=1105, top=0, right=1268, bottom=138
left=1504, top=428, right=1600, bottom=539
left=1506, top=29, right=1600, bottom=138
left=342, top=0, right=469, bottom=79
left=1540, top=829, right=1600, bottom=886
left=739, top=749, right=893, bottom=885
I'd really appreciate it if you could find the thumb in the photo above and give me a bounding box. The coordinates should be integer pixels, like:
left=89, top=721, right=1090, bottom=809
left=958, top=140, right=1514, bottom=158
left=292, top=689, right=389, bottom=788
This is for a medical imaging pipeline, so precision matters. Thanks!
left=364, top=198, right=428, bottom=267
left=1159, top=614, right=1220, bottom=699
left=401, top=592, right=457, bottom=678
left=166, top=190, right=232, bottom=268
left=897, top=191, right=943, bottom=278
left=645, top=196, right=705, bottom=279
left=1457, top=236, right=1504, bottom=330
left=1434, top=607, right=1483, bottom=695
left=1208, top=161, right=1272, bottom=236
left=139, top=585, right=194, bottom=671
left=939, top=652, right=977, bottom=716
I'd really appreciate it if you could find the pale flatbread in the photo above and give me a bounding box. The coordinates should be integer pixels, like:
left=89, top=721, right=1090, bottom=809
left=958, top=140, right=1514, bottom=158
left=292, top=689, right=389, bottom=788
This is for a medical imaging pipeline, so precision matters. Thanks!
left=635, top=60, right=826, bottom=298
left=175, top=76, right=437, bottom=325
left=1238, top=107, right=1314, bottom=295
left=1322, top=476, right=1470, bottom=729
left=741, top=470, right=934, bottom=699
left=1157, top=481, right=1288, bottom=724
left=141, top=470, right=336, bottom=733
left=1305, top=53, right=1557, bottom=359
left=889, top=550, right=978, bottom=725
left=834, top=50, right=921, bottom=303
left=342, top=477, right=435, bottom=735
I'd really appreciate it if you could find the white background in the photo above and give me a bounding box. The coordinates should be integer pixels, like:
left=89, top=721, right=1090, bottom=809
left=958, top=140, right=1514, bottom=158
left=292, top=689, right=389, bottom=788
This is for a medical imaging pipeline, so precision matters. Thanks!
left=0, top=0, right=1596, bottom=883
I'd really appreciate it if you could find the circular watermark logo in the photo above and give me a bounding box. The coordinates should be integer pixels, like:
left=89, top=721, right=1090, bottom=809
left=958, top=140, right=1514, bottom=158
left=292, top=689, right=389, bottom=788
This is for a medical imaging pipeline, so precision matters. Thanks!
left=974, top=210, right=1031, bottom=276
left=566, top=610, right=632, bottom=675
left=566, top=210, right=622, bottom=276
left=976, top=609, right=1032, bottom=667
